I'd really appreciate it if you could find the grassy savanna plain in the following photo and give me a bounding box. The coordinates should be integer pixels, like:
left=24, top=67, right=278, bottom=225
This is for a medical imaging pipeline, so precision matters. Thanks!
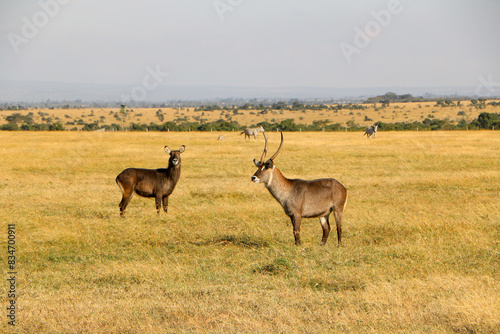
left=1, top=100, right=498, bottom=130
left=1, top=130, right=499, bottom=333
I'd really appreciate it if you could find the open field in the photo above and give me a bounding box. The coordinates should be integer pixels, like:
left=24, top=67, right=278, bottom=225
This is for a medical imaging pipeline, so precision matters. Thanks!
left=1, top=130, right=499, bottom=333
left=1, top=100, right=499, bottom=130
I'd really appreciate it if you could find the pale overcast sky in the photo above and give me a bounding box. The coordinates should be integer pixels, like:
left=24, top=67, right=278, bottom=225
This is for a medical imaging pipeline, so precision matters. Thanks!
left=1, top=0, right=499, bottom=94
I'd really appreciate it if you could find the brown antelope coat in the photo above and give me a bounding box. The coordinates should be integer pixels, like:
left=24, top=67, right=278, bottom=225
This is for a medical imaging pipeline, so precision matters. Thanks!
left=252, top=133, right=347, bottom=246
left=116, top=145, right=184, bottom=216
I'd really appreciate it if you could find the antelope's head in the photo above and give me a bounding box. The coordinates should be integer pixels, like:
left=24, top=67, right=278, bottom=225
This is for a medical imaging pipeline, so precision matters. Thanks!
left=251, top=132, right=283, bottom=184
left=165, top=145, right=185, bottom=166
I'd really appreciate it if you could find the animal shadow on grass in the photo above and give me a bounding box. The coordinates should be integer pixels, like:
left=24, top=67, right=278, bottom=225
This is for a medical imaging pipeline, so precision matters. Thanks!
left=252, top=257, right=294, bottom=276
left=192, top=234, right=270, bottom=249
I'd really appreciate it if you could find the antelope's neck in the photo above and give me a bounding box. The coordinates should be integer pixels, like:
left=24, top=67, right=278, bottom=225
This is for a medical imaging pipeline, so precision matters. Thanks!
left=168, top=165, right=181, bottom=180
left=266, top=167, right=291, bottom=200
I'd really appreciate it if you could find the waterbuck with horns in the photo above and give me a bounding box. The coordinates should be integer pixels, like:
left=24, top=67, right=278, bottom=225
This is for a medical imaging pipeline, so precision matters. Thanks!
left=251, top=133, right=348, bottom=246
left=116, top=145, right=185, bottom=216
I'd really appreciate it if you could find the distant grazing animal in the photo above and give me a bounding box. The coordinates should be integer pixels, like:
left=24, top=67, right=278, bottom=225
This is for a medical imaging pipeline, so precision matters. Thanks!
left=241, top=126, right=265, bottom=139
left=116, top=145, right=185, bottom=216
left=364, top=125, right=378, bottom=139
left=217, top=135, right=225, bottom=140
left=251, top=132, right=348, bottom=246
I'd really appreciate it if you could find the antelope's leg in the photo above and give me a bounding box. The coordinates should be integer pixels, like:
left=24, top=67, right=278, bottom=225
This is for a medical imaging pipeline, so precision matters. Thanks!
left=320, top=215, right=331, bottom=246
left=334, top=210, right=343, bottom=246
left=162, top=196, right=169, bottom=213
left=119, top=188, right=134, bottom=216
left=290, top=214, right=302, bottom=246
left=155, top=195, right=162, bottom=214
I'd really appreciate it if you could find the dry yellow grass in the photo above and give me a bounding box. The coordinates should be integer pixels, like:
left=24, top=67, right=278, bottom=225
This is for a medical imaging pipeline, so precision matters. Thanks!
left=0, top=130, right=499, bottom=333
left=0, top=100, right=497, bottom=130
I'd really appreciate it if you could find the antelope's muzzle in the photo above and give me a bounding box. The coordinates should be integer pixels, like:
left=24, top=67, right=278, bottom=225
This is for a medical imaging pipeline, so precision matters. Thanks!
left=251, top=176, right=260, bottom=183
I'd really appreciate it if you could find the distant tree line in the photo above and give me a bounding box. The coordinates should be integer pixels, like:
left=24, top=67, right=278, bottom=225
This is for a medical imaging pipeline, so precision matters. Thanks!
left=193, top=102, right=367, bottom=113
left=363, top=92, right=426, bottom=104
left=120, top=112, right=500, bottom=132
left=1, top=111, right=499, bottom=132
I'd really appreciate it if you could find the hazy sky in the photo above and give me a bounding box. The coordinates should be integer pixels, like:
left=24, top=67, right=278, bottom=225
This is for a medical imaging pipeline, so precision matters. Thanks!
left=1, top=0, right=499, bottom=93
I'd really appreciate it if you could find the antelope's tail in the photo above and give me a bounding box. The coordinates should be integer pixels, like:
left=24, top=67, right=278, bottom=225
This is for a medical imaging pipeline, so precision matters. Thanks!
left=116, top=177, right=124, bottom=194
left=343, top=190, right=348, bottom=211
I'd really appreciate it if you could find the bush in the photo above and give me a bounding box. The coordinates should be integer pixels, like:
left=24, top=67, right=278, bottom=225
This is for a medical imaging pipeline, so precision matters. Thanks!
left=0, top=123, right=19, bottom=131
left=81, top=122, right=100, bottom=131
left=471, top=112, right=500, bottom=129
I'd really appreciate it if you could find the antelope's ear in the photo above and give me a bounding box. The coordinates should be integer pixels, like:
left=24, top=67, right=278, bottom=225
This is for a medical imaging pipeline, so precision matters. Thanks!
left=179, top=145, right=185, bottom=153
left=164, top=146, right=171, bottom=154
left=253, top=159, right=261, bottom=167
left=265, top=160, right=274, bottom=169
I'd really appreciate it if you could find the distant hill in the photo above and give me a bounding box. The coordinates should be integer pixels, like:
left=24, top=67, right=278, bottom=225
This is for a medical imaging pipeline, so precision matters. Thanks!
left=0, top=80, right=489, bottom=104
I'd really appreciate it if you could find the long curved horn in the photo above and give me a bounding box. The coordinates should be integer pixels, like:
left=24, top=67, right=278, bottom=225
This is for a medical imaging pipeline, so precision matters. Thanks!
left=259, top=132, right=268, bottom=163
left=269, top=131, right=284, bottom=161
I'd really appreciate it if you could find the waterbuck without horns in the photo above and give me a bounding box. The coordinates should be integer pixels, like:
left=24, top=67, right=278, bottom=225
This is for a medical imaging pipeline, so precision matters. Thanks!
left=241, top=126, right=265, bottom=139
left=251, top=133, right=348, bottom=246
left=116, top=145, right=185, bottom=216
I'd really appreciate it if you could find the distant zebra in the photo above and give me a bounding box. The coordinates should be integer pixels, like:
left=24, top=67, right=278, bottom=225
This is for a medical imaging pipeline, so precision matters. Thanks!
left=240, top=126, right=265, bottom=139
left=363, top=125, right=378, bottom=139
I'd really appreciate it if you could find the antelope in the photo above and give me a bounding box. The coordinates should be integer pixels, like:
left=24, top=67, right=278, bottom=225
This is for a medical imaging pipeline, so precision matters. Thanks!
left=116, top=145, right=185, bottom=216
left=251, top=132, right=348, bottom=246
left=241, top=125, right=265, bottom=139
left=363, top=125, right=378, bottom=138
